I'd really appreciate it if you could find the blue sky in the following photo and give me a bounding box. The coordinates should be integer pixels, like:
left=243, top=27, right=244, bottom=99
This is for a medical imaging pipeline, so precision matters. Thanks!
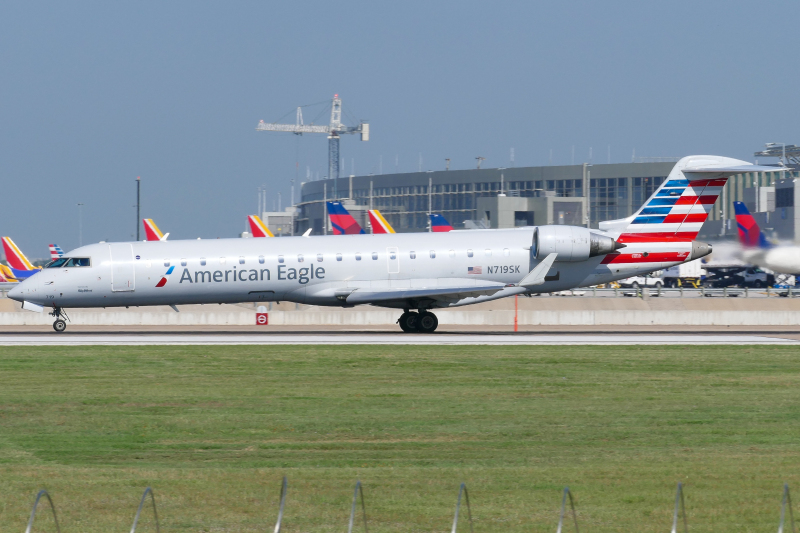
left=1, top=0, right=797, bottom=255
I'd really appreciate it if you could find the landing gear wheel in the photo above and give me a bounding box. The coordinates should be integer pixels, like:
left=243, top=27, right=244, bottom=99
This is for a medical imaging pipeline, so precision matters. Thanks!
left=53, top=319, right=67, bottom=333
left=416, top=312, right=438, bottom=333
left=398, top=311, right=419, bottom=333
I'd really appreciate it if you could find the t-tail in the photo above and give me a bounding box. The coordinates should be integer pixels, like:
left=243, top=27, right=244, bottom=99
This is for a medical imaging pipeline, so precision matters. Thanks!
left=143, top=219, right=169, bottom=241
left=1, top=237, right=40, bottom=279
left=429, top=213, right=453, bottom=232
left=247, top=215, right=275, bottom=237
left=48, top=244, right=65, bottom=260
left=368, top=209, right=396, bottom=234
left=733, top=201, right=772, bottom=248
left=600, top=156, right=782, bottom=245
left=327, top=202, right=365, bottom=235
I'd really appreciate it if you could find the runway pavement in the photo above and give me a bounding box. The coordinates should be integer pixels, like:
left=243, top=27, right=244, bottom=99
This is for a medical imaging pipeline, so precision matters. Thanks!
left=0, top=332, right=796, bottom=345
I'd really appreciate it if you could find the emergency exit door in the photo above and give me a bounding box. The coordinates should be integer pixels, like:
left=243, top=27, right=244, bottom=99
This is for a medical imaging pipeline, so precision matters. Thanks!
left=109, top=243, right=135, bottom=291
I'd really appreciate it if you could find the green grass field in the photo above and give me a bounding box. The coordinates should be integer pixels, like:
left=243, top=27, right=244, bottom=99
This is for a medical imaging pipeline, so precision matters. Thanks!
left=1, top=345, right=799, bottom=533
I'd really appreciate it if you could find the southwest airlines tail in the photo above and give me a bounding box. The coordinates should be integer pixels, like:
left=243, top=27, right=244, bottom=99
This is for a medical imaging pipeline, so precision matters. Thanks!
left=248, top=215, right=275, bottom=237
left=1, top=237, right=39, bottom=279
left=49, top=244, right=65, bottom=260
left=429, top=213, right=453, bottom=232
left=600, top=156, right=782, bottom=244
left=0, top=264, right=17, bottom=282
left=143, top=219, right=169, bottom=241
left=734, top=201, right=772, bottom=248
left=368, top=210, right=395, bottom=234
left=327, top=202, right=365, bottom=235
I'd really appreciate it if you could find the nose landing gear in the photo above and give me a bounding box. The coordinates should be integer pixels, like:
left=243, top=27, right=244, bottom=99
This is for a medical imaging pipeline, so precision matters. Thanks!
left=50, top=306, right=69, bottom=333
left=397, top=310, right=439, bottom=333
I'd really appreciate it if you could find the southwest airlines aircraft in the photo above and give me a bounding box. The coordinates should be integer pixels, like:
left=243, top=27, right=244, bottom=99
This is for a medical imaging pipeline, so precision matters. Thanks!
left=9, top=156, right=781, bottom=333
left=143, top=219, right=169, bottom=241
left=734, top=201, right=800, bottom=274
left=2, top=237, right=41, bottom=280
left=248, top=215, right=275, bottom=238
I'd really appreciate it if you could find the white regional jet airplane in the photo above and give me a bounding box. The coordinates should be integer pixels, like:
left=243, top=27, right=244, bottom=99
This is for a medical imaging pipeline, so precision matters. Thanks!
left=9, top=156, right=781, bottom=333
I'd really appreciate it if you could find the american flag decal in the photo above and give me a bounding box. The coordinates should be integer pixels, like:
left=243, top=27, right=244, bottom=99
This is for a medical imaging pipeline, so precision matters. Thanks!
left=468, top=266, right=482, bottom=274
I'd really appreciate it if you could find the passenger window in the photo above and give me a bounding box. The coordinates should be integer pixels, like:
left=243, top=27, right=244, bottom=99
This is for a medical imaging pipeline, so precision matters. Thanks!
left=467, top=249, right=474, bottom=258
left=181, top=259, right=187, bottom=267
left=298, top=254, right=304, bottom=262
left=449, top=250, right=455, bottom=258
left=258, top=255, right=265, bottom=264
left=372, top=252, right=378, bottom=260
left=220, top=257, right=226, bottom=265
left=336, top=253, right=342, bottom=261
left=503, top=248, right=510, bottom=256
left=410, top=251, right=416, bottom=259
left=200, top=258, right=206, bottom=266
left=278, top=255, right=284, bottom=263
left=390, top=251, right=397, bottom=260
left=485, top=249, right=492, bottom=257
left=164, top=261, right=170, bottom=267
left=239, top=256, right=245, bottom=265
left=317, top=254, right=323, bottom=262
left=430, top=250, right=436, bottom=259
left=355, top=253, right=362, bottom=261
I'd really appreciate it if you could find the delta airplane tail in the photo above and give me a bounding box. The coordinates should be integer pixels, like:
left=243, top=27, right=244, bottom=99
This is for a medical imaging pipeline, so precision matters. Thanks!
left=1, top=237, right=39, bottom=279
left=429, top=213, right=453, bottom=232
left=368, top=210, right=396, bottom=234
left=734, top=201, right=772, bottom=249
left=49, top=244, right=65, bottom=260
left=327, top=202, right=365, bottom=235
left=143, top=219, right=169, bottom=241
left=247, top=215, right=275, bottom=237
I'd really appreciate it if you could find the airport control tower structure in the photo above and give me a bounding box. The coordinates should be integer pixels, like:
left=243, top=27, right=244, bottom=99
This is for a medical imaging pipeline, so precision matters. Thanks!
left=256, top=95, right=369, bottom=200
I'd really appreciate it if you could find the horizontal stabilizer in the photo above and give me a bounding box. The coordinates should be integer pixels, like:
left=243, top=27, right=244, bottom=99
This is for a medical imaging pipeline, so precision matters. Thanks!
left=683, top=164, right=784, bottom=180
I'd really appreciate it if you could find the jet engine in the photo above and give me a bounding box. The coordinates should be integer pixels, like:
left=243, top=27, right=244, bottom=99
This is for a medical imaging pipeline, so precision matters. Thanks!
left=533, top=226, right=622, bottom=262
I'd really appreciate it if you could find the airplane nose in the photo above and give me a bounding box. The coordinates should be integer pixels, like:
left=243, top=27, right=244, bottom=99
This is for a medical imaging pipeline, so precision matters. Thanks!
left=8, top=283, right=23, bottom=302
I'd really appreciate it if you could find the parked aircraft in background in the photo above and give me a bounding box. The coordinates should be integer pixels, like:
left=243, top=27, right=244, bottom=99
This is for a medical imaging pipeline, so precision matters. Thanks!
left=327, top=201, right=365, bottom=235
left=248, top=215, right=275, bottom=238
left=2, top=237, right=40, bottom=280
left=429, top=214, right=453, bottom=232
left=10, top=156, right=783, bottom=333
left=734, top=201, right=799, bottom=274
left=143, top=219, right=169, bottom=241
left=49, top=244, right=65, bottom=260
left=368, top=210, right=395, bottom=234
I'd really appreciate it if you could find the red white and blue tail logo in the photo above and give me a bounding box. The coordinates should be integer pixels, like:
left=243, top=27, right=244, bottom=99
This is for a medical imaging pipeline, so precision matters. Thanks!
left=429, top=213, right=453, bottom=232
left=155, top=266, right=175, bottom=287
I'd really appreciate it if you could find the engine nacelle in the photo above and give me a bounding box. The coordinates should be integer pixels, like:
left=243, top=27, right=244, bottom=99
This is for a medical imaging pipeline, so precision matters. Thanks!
left=533, top=226, right=620, bottom=262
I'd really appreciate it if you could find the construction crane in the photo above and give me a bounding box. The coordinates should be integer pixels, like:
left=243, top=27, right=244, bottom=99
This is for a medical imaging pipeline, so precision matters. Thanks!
left=256, top=95, right=369, bottom=199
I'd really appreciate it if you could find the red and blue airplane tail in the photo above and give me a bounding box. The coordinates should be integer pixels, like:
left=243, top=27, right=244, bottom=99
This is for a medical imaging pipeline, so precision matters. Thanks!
left=429, top=213, right=453, bottom=232
left=327, top=202, right=365, bottom=235
left=733, top=201, right=772, bottom=249
left=1, top=237, right=39, bottom=279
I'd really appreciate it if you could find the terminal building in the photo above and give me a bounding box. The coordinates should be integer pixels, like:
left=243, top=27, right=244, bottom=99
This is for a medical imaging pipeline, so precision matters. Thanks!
left=281, top=151, right=800, bottom=242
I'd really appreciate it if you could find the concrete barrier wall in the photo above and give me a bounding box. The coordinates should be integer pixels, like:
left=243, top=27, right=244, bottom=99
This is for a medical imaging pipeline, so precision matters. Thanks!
left=4, top=309, right=800, bottom=326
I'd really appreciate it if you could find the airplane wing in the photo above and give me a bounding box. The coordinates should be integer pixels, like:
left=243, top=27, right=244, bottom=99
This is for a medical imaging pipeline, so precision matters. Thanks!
left=345, top=282, right=506, bottom=305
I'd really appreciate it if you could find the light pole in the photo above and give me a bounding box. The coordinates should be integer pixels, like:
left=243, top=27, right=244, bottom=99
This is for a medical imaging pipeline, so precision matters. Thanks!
left=77, top=203, right=85, bottom=246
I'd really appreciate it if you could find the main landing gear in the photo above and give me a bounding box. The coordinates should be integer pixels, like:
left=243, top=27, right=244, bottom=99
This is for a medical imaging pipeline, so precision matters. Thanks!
left=50, top=306, right=68, bottom=333
left=397, top=310, right=439, bottom=333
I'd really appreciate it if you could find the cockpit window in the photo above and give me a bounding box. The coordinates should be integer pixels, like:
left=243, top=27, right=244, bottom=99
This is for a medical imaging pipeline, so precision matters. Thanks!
left=66, top=258, right=91, bottom=267
left=46, top=258, right=69, bottom=268
left=46, top=257, right=90, bottom=268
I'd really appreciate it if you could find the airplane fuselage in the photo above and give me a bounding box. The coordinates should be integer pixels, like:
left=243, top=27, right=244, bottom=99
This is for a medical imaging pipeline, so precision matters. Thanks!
left=12, top=228, right=697, bottom=311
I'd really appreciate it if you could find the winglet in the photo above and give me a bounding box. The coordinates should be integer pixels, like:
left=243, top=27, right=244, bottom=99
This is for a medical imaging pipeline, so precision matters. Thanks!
left=518, top=253, right=558, bottom=287
left=302, top=228, right=312, bottom=237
